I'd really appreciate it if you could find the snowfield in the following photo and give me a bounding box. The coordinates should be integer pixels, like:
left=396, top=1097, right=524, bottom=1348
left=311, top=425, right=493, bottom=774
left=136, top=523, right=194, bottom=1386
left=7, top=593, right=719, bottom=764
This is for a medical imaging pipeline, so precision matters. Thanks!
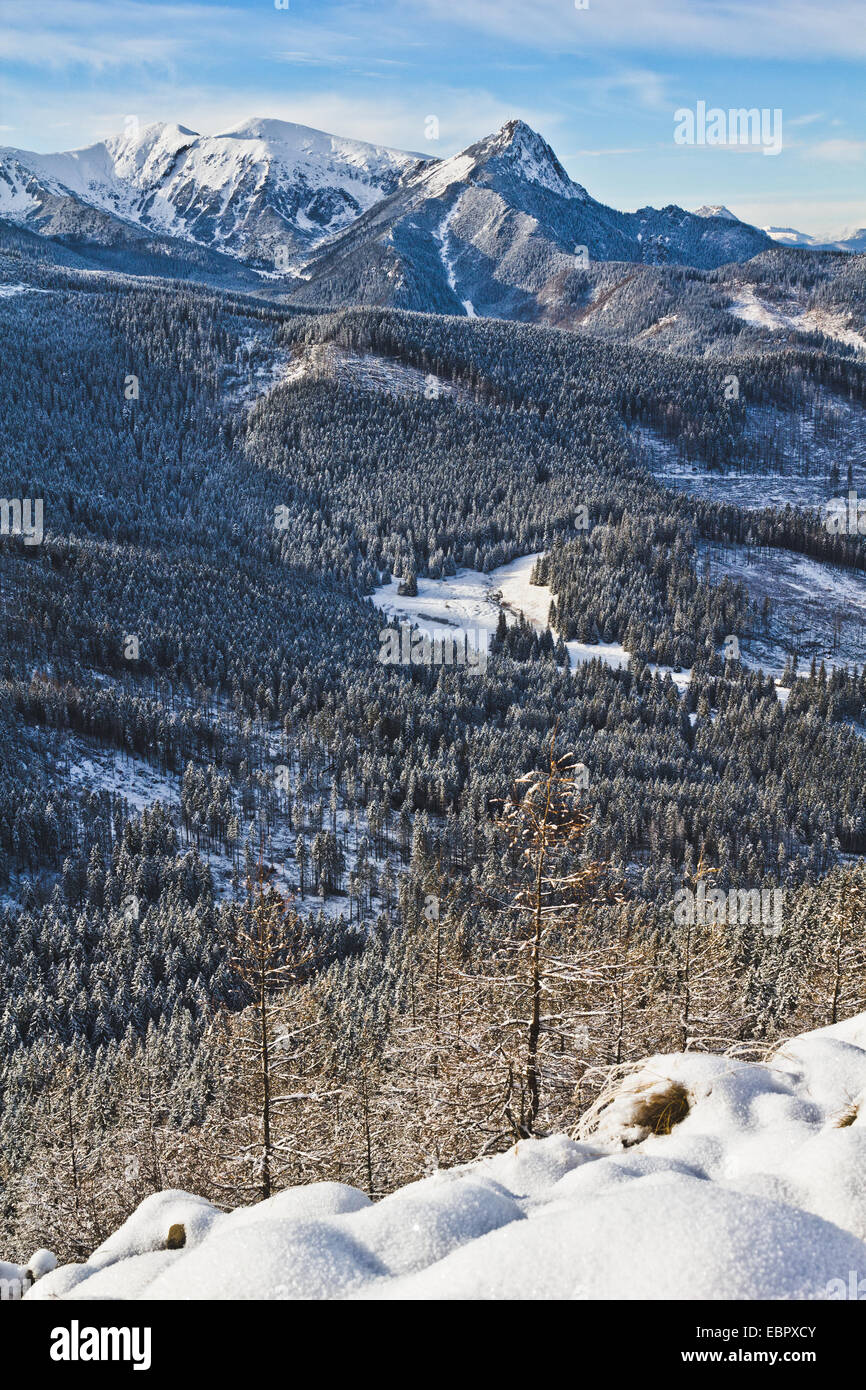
left=16, top=1012, right=866, bottom=1300
left=698, top=540, right=866, bottom=674
left=0, top=283, right=51, bottom=298
left=373, top=555, right=632, bottom=673
left=727, top=284, right=866, bottom=355
left=279, top=340, right=464, bottom=402
left=374, top=556, right=695, bottom=690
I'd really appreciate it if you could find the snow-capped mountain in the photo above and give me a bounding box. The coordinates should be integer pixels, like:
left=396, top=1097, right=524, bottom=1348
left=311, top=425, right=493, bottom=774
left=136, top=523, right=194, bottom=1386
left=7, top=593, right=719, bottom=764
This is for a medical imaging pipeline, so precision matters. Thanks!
left=692, top=214, right=865, bottom=254
left=0, top=119, right=427, bottom=264
left=763, top=225, right=821, bottom=248
left=835, top=227, right=866, bottom=253
left=290, top=119, right=772, bottom=320
left=693, top=205, right=741, bottom=221
left=0, top=116, right=787, bottom=320
left=763, top=224, right=866, bottom=253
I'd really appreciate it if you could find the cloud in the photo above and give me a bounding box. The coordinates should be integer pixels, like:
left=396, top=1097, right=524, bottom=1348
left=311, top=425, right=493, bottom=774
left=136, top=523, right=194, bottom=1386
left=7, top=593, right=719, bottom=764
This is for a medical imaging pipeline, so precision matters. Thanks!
left=275, top=52, right=350, bottom=68
left=808, top=138, right=866, bottom=162
left=0, top=1, right=229, bottom=72
left=4, top=74, right=560, bottom=157
left=571, top=67, right=672, bottom=113
left=414, top=0, right=866, bottom=59
left=565, top=147, right=647, bottom=158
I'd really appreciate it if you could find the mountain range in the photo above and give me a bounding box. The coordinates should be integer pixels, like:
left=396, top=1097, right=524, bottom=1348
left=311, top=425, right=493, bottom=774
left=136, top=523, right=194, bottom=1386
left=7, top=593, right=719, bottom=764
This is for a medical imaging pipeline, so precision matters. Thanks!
left=762, top=224, right=866, bottom=253
left=1, top=117, right=862, bottom=322
left=693, top=206, right=866, bottom=254
left=0, top=118, right=425, bottom=263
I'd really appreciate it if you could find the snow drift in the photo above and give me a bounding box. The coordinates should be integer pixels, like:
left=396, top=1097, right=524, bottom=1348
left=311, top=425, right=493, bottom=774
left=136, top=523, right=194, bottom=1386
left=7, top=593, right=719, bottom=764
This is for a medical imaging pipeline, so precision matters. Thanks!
left=16, top=1013, right=866, bottom=1300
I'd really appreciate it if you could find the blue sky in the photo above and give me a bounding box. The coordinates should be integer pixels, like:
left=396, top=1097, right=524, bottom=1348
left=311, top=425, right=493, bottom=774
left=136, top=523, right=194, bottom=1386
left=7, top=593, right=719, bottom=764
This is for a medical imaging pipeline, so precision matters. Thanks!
left=2, top=0, right=864, bottom=237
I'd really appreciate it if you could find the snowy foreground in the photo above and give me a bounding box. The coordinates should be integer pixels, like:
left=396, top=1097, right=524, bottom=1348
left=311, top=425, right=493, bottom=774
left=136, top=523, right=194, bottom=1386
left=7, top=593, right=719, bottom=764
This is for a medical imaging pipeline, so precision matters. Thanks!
left=12, top=1014, right=866, bottom=1301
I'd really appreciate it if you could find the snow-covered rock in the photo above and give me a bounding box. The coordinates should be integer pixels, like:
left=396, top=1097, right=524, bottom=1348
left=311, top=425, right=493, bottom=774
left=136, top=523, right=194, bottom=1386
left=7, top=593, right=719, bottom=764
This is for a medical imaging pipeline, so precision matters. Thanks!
left=18, top=1014, right=866, bottom=1300
left=694, top=205, right=741, bottom=222
left=0, top=1248, right=56, bottom=1300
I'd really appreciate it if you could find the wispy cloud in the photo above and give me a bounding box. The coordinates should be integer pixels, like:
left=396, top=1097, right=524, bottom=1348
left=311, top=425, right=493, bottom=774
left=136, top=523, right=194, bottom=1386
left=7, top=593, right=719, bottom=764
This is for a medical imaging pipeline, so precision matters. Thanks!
left=0, top=1, right=230, bottom=71
left=566, top=147, right=647, bottom=158
left=276, top=51, right=350, bottom=68
left=808, top=138, right=866, bottom=162
left=415, top=0, right=866, bottom=60
left=571, top=67, right=673, bottom=114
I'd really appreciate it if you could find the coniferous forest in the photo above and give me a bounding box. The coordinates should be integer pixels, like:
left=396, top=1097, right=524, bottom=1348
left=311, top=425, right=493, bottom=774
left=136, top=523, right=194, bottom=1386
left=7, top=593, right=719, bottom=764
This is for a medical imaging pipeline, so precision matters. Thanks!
left=2, top=233, right=866, bottom=1267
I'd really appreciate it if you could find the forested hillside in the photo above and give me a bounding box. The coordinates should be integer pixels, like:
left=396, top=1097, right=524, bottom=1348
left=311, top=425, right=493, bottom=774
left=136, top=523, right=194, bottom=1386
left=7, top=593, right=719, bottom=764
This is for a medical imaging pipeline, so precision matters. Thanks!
left=2, top=241, right=866, bottom=1263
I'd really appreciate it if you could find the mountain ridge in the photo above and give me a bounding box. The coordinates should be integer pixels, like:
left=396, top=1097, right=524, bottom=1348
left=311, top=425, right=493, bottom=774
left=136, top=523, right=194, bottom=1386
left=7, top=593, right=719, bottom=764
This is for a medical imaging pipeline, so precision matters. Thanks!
left=5, top=116, right=861, bottom=325
left=287, top=118, right=773, bottom=320
left=0, top=118, right=427, bottom=265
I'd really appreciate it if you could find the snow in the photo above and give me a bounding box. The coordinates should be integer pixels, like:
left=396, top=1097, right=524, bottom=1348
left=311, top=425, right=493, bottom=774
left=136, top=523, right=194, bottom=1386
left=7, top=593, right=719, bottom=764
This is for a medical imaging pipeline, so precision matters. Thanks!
left=414, top=153, right=476, bottom=201
left=763, top=225, right=817, bottom=247
left=223, top=1182, right=371, bottom=1229
left=0, top=283, right=49, bottom=298
left=435, top=196, right=477, bottom=317
left=728, top=284, right=866, bottom=354
left=19, top=1012, right=866, bottom=1300
left=64, top=744, right=177, bottom=813
left=503, top=124, right=580, bottom=200
left=373, top=1177, right=866, bottom=1302
left=694, top=206, right=741, bottom=222
left=148, top=1224, right=384, bottom=1301
left=0, top=1248, right=56, bottom=1300
left=634, top=313, right=678, bottom=341
left=375, top=567, right=503, bottom=650
left=32, top=676, right=406, bottom=924
left=2, top=119, right=425, bottom=255
left=374, top=555, right=630, bottom=674
left=639, top=398, right=866, bottom=516
left=339, top=1177, right=523, bottom=1278
left=375, top=547, right=853, bottom=698
left=0, top=157, right=52, bottom=216
left=277, top=341, right=462, bottom=402
left=698, top=540, right=866, bottom=675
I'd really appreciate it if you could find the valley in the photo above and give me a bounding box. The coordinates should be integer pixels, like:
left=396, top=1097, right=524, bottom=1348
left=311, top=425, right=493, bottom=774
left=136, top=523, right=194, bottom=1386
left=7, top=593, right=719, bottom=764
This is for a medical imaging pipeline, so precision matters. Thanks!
left=1, top=100, right=865, bottom=1313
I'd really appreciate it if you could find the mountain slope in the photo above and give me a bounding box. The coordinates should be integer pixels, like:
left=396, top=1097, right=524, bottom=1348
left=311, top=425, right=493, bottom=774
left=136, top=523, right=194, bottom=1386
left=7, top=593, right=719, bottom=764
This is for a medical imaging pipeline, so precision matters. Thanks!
left=288, top=119, right=773, bottom=321
left=3, top=117, right=823, bottom=326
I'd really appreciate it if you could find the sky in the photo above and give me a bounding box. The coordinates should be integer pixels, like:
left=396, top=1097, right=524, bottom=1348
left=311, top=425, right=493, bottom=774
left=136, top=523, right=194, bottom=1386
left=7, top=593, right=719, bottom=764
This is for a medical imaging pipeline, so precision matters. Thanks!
left=1, top=0, right=864, bottom=238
